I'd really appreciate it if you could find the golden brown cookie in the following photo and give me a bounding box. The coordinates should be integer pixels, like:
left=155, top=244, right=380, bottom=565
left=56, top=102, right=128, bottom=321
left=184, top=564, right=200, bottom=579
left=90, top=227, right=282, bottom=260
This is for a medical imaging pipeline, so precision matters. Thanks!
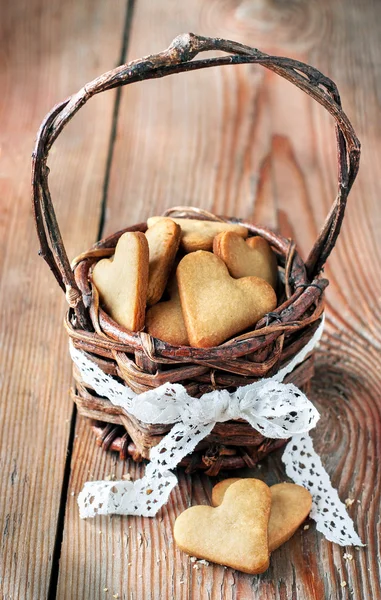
left=92, top=231, right=149, bottom=331
left=147, top=216, right=248, bottom=253
left=145, top=277, right=189, bottom=346
left=176, top=251, right=277, bottom=348
left=213, top=231, right=278, bottom=288
left=212, top=479, right=312, bottom=551
left=174, top=479, right=271, bottom=574
left=145, top=218, right=181, bottom=306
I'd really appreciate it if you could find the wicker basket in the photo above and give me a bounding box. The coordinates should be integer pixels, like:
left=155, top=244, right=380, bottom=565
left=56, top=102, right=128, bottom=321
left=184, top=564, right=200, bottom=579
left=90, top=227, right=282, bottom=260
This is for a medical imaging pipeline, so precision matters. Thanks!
left=32, top=34, right=360, bottom=475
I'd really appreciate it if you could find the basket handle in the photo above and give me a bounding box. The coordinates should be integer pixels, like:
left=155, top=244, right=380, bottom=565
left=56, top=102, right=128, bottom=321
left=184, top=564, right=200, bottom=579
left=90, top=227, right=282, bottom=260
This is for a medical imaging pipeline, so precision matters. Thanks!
left=32, top=33, right=360, bottom=330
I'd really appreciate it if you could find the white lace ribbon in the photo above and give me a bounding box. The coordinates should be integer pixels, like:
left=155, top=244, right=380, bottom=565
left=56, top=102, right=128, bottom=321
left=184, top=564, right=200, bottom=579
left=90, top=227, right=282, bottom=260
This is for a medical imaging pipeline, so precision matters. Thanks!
left=73, top=316, right=363, bottom=546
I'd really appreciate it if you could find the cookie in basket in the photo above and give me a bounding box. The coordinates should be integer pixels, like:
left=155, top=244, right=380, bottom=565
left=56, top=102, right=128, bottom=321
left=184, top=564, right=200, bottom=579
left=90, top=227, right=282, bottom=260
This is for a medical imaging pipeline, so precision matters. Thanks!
left=147, top=216, right=248, bottom=252
left=92, top=231, right=149, bottom=331
left=213, top=231, right=278, bottom=289
left=145, top=218, right=181, bottom=306
left=146, top=276, right=189, bottom=346
left=176, top=250, right=277, bottom=348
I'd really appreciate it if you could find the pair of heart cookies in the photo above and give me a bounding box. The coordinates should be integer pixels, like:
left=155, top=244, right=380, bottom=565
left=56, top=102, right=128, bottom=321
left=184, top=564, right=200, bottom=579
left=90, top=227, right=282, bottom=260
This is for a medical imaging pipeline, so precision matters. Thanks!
left=174, top=478, right=312, bottom=574
left=92, top=219, right=182, bottom=330
left=92, top=216, right=278, bottom=348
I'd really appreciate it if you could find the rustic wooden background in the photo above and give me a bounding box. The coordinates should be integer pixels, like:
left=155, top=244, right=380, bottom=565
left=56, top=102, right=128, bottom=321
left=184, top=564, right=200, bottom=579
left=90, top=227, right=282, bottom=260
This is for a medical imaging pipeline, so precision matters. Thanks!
left=1, top=0, right=380, bottom=598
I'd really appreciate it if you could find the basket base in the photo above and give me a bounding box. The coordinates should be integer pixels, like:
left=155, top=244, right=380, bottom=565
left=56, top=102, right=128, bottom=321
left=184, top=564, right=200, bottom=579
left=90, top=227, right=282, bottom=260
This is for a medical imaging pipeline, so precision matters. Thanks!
left=90, top=420, right=288, bottom=475
left=73, top=354, right=314, bottom=475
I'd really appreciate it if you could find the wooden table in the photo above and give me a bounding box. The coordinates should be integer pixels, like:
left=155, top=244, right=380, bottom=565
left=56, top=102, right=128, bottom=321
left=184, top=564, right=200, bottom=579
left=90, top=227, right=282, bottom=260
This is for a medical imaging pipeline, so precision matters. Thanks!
left=1, top=1, right=380, bottom=598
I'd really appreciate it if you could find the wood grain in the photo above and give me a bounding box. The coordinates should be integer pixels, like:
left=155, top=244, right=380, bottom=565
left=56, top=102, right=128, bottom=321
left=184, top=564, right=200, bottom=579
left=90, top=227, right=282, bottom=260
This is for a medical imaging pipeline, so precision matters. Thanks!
left=55, top=1, right=381, bottom=599
left=0, top=1, right=126, bottom=598
left=1, top=0, right=379, bottom=597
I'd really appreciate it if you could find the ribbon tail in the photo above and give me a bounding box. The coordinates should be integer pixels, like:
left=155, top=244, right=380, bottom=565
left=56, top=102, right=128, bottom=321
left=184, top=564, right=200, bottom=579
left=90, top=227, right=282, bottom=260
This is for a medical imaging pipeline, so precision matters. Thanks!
left=78, top=421, right=215, bottom=518
left=77, top=472, right=179, bottom=519
left=282, top=433, right=364, bottom=546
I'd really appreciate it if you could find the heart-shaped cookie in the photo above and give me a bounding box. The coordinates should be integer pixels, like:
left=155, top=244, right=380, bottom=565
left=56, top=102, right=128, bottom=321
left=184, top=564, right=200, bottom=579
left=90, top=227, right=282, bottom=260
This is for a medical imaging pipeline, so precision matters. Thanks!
left=145, top=218, right=181, bottom=306
left=147, top=216, right=248, bottom=253
left=174, top=479, right=271, bottom=574
left=213, top=231, right=278, bottom=289
left=176, top=251, right=277, bottom=348
left=212, top=479, right=312, bottom=551
left=146, top=277, right=189, bottom=346
left=92, top=231, right=149, bottom=331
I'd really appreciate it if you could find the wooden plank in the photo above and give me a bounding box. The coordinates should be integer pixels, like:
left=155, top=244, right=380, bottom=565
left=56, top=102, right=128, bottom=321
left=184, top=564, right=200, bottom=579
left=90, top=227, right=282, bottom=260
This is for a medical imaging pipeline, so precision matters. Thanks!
left=0, top=1, right=126, bottom=598
left=57, top=0, right=381, bottom=598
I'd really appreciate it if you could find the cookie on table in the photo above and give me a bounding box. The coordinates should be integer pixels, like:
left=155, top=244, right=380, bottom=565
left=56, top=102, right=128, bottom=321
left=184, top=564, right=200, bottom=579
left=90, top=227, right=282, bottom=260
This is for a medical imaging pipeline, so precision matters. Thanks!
left=176, top=251, right=277, bottom=348
left=92, top=231, right=149, bottom=331
left=145, top=218, right=181, bottom=306
left=174, top=479, right=271, bottom=574
left=147, top=216, right=248, bottom=253
left=145, top=277, right=189, bottom=346
left=213, top=231, right=278, bottom=289
left=212, top=479, right=312, bottom=551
